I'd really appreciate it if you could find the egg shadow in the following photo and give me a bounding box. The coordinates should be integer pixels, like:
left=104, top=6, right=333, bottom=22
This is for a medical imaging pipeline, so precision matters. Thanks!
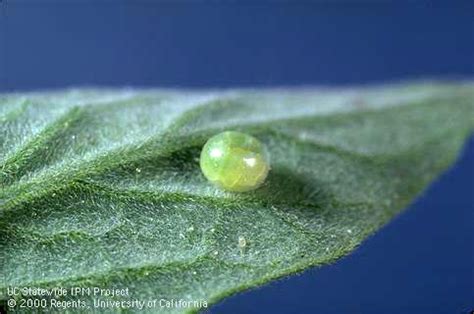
left=246, top=166, right=331, bottom=213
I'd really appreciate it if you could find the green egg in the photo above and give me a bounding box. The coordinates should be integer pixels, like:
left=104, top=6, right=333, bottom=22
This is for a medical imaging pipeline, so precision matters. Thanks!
left=200, top=131, right=270, bottom=192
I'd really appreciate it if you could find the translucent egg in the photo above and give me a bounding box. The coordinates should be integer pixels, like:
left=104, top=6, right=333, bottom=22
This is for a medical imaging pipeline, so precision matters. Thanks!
left=200, top=131, right=270, bottom=192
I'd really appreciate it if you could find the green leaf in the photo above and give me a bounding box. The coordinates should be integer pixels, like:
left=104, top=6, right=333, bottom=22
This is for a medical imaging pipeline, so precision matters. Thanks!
left=1, top=82, right=473, bottom=313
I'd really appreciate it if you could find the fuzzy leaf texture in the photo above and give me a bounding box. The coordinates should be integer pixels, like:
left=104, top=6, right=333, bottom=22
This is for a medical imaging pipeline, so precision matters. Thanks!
left=1, top=82, right=473, bottom=313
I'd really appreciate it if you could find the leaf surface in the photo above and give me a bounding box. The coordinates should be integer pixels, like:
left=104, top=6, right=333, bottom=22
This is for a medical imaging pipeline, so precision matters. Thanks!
left=1, top=82, right=473, bottom=313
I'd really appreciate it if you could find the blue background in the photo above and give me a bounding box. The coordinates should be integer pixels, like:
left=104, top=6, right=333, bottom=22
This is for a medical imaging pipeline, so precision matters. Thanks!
left=1, top=1, right=473, bottom=313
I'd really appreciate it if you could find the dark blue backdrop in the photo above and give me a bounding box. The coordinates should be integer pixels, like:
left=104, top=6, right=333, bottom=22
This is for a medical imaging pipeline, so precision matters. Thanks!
left=1, top=1, right=473, bottom=313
